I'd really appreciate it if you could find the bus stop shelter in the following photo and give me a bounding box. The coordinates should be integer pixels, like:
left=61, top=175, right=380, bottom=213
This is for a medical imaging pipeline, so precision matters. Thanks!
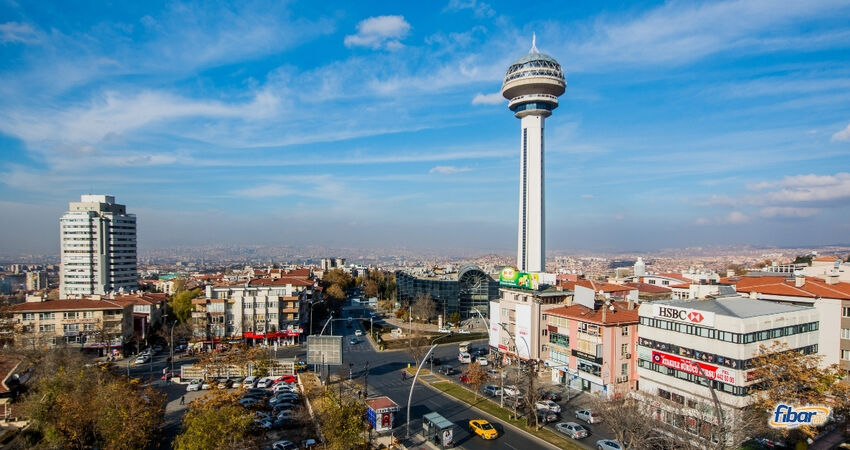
left=422, top=412, right=454, bottom=448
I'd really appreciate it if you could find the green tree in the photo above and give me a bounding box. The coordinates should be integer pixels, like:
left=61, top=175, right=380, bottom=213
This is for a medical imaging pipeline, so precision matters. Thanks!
left=448, top=312, right=462, bottom=326
left=175, top=389, right=258, bottom=450
left=171, top=288, right=202, bottom=323
left=319, top=389, right=367, bottom=450
left=792, top=254, right=814, bottom=266
left=325, top=284, right=346, bottom=302
left=18, top=350, right=165, bottom=449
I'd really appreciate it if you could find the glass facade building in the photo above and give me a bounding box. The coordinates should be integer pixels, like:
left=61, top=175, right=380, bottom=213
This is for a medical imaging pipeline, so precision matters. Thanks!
left=395, top=265, right=499, bottom=319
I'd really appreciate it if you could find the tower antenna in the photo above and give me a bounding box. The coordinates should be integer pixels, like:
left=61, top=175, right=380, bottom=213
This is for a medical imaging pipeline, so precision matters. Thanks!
left=530, top=33, right=538, bottom=53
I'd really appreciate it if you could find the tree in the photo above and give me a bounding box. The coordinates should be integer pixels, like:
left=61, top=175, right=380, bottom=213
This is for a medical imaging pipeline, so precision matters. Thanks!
left=318, top=389, right=367, bottom=450
left=792, top=254, right=814, bottom=266
left=175, top=388, right=259, bottom=450
left=322, top=269, right=354, bottom=292
left=448, top=312, right=461, bottom=327
left=407, top=335, right=430, bottom=366
left=411, top=294, right=437, bottom=322
left=725, top=264, right=747, bottom=276
left=465, top=360, right=488, bottom=400
left=591, top=396, right=666, bottom=450
left=325, top=284, right=346, bottom=302
left=520, top=362, right=544, bottom=429
left=171, top=288, right=201, bottom=323
left=749, top=341, right=846, bottom=442
left=363, top=279, right=378, bottom=298
left=18, top=350, right=165, bottom=449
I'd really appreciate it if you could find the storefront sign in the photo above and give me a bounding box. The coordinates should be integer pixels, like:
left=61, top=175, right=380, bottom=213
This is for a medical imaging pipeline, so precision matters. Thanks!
left=499, top=267, right=540, bottom=290
left=652, top=305, right=715, bottom=327
left=651, top=350, right=736, bottom=383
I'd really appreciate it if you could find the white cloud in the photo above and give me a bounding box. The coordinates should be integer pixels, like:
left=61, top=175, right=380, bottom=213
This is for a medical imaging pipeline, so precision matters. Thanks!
left=344, top=16, right=411, bottom=50
left=721, top=211, right=749, bottom=224
left=694, top=217, right=711, bottom=226
left=471, top=93, right=503, bottom=105
left=759, top=206, right=820, bottom=218
left=0, top=22, right=41, bottom=44
left=832, top=123, right=850, bottom=142
left=429, top=165, right=472, bottom=174
left=581, top=194, right=594, bottom=199
left=443, top=0, right=495, bottom=18
left=232, top=184, right=296, bottom=198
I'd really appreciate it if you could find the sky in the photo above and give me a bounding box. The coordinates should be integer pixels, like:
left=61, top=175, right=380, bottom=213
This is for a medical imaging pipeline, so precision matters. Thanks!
left=1, top=0, right=850, bottom=256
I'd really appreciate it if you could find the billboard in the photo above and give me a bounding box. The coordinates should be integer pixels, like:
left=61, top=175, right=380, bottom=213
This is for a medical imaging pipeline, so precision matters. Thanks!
left=515, top=304, right=532, bottom=359
left=489, top=301, right=500, bottom=349
left=307, top=336, right=343, bottom=365
left=651, top=350, right=736, bottom=384
left=498, top=267, right=541, bottom=290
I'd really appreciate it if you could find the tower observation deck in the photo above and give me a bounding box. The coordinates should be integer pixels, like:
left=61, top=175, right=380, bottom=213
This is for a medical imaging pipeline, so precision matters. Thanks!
left=501, top=36, right=566, bottom=273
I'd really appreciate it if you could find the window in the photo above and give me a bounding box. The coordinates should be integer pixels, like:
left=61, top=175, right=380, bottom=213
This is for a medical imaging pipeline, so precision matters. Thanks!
left=621, top=326, right=629, bottom=336
left=844, top=307, right=850, bottom=318
left=621, top=363, right=628, bottom=376
left=843, top=350, right=850, bottom=361
left=22, top=313, right=34, bottom=321
left=842, top=329, right=850, bottom=340
left=39, top=324, right=55, bottom=332
left=63, top=312, right=79, bottom=319
left=39, top=312, right=55, bottom=320
left=621, top=344, right=629, bottom=356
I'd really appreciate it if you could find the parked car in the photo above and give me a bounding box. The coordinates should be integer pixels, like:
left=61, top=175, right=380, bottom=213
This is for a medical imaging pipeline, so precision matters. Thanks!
left=257, top=377, right=274, bottom=388
left=246, top=388, right=271, bottom=397
left=468, top=419, right=498, bottom=440
left=273, top=374, right=297, bottom=384
left=134, top=355, right=149, bottom=365
left=354, top=329, right=363, bottom=336
left=458, top=329, right=471, bottom=334
left=503, top=385, right=521, bottom=397
left=535, top=400, right=561, bottom=413
left=200, top=380, right=212, bottom=390
left=240, top=397, right=261, bottom=407
left=186, top=379, right=203, bottom=392
left=556, top=422, right=588, bottom=439
left=254, top=418, right=273, bottom=429
left=540, top=391, right=562, bottom=402
left=349, top=338, right=358, bottom=345
left=477, top=358, right=489, bottom=366
left=218, top=378, right=234, bottom=389
left=437, top=327, right=451, bottom=333
left=440, top=366, right=457, bottom=376
left=458, top=352, right=472, bottom=363
left=276, top=410, right=296, bottom=421
left=273, top=383, right=297, bottom=393
left=459, top=373, right=470, bottom=384
left=482, top=385, right=502, bottom=397
left=242, top=376, right=258, bottom=388
left=575, top=409, right=602, bottom=424
left=271, top=440, right=297, bottom=450
left=596, top=440, right=623, bottom=450
left=153, top=345, right=163, bottom=352
left=161, top=371, right=177, bottom=381
left=301, top=438, right=318, bottom=449
left=231, top=378, right=242, bottom=388
left=486, top=369, right=500, bottom=378
left=536, top=410, right=558, bottom=424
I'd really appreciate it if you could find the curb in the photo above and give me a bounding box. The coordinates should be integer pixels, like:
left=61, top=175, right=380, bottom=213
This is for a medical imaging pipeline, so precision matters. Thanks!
left=419, top=380, right=569, bottom=450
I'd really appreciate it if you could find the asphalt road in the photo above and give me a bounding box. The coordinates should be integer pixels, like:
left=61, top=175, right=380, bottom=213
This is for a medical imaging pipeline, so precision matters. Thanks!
left=335, top=306, right=583, bottom=450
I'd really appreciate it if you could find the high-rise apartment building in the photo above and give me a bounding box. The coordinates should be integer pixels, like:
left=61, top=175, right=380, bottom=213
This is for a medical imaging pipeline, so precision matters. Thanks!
left=60, top=195, right=137, bottom=297
left=501, top=36, right=565, bottom=273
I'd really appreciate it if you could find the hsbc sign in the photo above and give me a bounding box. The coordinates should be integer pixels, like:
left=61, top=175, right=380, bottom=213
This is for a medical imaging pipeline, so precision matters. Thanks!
left=652, top=304, right=715, bottom=327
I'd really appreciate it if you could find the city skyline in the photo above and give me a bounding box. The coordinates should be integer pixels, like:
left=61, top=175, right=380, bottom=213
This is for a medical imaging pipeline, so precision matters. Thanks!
left=2, top=1, right=850, bottom=255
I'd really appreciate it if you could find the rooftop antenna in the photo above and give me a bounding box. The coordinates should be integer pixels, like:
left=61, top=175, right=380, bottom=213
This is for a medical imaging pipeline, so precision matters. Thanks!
left=530, top=33, right=539, bottom=53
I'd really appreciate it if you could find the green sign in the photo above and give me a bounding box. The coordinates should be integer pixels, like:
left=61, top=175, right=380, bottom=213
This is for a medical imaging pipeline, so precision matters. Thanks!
left=499, top=267, right=539, bottom=290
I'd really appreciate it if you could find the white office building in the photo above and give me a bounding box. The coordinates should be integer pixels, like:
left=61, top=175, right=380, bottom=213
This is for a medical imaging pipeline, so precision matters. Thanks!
left=501, top=36, right=566, bottom=273
left=60, top=195, right=137, bottom=297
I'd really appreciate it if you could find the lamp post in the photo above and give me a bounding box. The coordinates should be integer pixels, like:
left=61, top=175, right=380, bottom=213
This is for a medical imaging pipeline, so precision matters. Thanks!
left=170, top=321, right=176, bottom=376
left=406, top=334, right=451, bottom=439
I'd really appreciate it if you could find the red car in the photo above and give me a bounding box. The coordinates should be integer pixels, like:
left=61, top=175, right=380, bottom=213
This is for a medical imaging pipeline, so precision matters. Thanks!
left=273, top=375, right=297, bottom=385
left=161, top=371, right=177, bottom=381
left=459, top=373, right=470, bottom=384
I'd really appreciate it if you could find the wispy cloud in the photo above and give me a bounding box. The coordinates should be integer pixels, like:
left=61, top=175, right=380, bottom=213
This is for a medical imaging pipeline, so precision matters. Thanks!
left=429, top=165, right=472, bottom=175
left=0, top=22, right=41, bottom=44
left=472, top=93, right=503, bottom=105
left=832, top=123, right=850, bottom=142
left=758, top=206, right=820, bottom=218
left=443, top=0, right=495, bottom=18
left=344, top=16, right=411, bottom=50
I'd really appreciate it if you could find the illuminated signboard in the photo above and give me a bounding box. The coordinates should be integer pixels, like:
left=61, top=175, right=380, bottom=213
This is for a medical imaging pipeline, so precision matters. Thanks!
left=499, top=267, right=540, bottom=290
left=651, top=350, right=736, bottom=384
left=652, top=304, right=716, bottom=327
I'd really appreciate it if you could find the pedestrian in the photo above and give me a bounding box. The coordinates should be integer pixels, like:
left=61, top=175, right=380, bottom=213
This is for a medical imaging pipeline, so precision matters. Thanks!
left=180, top=395, right=185, bottom=405
left=402, top=370, right=406, bottom=381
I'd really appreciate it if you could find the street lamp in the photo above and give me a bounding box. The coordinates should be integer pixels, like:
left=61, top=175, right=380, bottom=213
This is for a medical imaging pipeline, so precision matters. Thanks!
left=406, top=333, right=452, bottom=439
left=169, top=321, right=176, bottom=376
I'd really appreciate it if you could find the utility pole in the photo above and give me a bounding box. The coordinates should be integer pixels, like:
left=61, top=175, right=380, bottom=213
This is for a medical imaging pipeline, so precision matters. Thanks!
left=364, top=361, right=369, bottom=398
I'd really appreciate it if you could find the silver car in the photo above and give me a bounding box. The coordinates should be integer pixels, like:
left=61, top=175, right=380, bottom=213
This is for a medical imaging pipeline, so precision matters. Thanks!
left=555, top=422, right=588, bottom=439
left=596, top=439, right=622, bottom=450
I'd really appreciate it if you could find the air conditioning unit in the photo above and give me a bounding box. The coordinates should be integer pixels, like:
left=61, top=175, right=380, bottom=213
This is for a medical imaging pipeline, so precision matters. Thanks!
left=623, top=353, right=631, bottom=359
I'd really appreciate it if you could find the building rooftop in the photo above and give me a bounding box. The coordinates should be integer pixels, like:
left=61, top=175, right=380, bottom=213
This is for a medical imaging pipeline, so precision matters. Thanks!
left=731, top=275, right=850, bottom=300
left=548, top=301, right=639, bottom=325
left=9, top=299, right=125, bottom=312
left=652, top=295, right=812, bottom=319
left=625, top=282, right=672, bottom=293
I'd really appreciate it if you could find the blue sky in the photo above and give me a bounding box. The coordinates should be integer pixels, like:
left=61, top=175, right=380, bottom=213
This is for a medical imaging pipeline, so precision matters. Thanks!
left=1, top=0, right=850, bottom=255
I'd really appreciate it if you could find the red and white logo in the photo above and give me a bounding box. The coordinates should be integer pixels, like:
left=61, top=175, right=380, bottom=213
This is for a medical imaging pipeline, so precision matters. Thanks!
left=687, top=312, right=704, bottom=323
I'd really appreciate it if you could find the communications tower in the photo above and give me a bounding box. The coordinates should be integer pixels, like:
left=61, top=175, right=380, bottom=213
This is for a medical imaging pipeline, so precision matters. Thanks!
left=501, top=35, right=566, bottom=273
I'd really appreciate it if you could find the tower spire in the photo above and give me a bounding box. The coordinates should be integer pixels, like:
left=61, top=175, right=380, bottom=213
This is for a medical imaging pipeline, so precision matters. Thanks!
left=530, top=33, right=538, bottom=53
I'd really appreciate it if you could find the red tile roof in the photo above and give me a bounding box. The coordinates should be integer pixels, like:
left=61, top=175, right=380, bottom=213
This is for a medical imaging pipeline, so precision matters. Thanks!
left=562, top=280, right=634, bottom=293
left=731, top=275, right=850, bottom=300
left=247, top=277, right=313, bottom=287
left=670, top=282, right=691, bottom=289
left=813, top=256, right=841, bottom=262
left=10, top=299, right=125, bottom=312
left=365, top=396, right=399, bottom=411
left=547, top=301, right=640, bottom=325
left=654, top=273, right=691, bottom=283
left=624, top=282, right=672, bottom=293
left=0, top=356, right=22, bottom=393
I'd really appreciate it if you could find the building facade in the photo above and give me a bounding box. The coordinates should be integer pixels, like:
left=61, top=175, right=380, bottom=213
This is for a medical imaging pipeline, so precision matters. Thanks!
left=488, top=286, right=571, bottom=363
left=60, top=195, right=137, bottom=297
left=396, top=265, right=499, bottom=319
left=25, top=271, right=48, bottom=291
left=10, top=298, right=134, bottom=356
left=545, top=301, right=639, bottom=395
left=636, top=296, right=818, bottom=440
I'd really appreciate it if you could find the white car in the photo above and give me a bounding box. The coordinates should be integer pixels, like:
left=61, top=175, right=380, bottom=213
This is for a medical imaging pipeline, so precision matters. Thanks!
left=482, top=385, right=502, bottom=397
left=134, top=356, right=148, bottom=364
left=437, top=327, right=451, bottom=333
left=535, top=400, right=561, bottom=413
left=272, top=383, right=297, bottom=393
left=242, top=376, right=258, bottom=388
left=257, top=377, right=274, bottom=388
left=354, top=329, right=363, bottom=336
left=458, top=329, right=471, bottom=334
left=186, top=379, right=203, bottom=392
left=575, top=409, right=603, bottom=424
left=556, top=422, right=588, bottom=439
left=596, top=440, right=622, bottom=450
left=503, top=385, right=521, bottom=397
left=477, top=358, right=489, bottom=366
left=272, top=440, right=297, bottom=450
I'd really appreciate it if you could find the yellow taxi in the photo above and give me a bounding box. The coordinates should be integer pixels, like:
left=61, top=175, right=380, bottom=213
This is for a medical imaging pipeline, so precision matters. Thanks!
left=469, top=419, right=498, bottom=440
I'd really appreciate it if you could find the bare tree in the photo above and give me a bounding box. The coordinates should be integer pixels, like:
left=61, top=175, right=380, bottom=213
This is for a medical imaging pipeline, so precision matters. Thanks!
left=520, top=362, right=545, bottom=429
left=465, top=359, right=488, bottom=400
left=407, top=335, right=429, bottom=366
left=410, top=294, right=437, bottom=323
